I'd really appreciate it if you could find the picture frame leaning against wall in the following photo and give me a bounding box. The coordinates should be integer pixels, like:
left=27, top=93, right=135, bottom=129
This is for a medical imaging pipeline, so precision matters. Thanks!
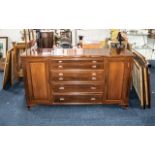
left=0, top=37, right=8, bottom=71
left=0, top=37, right=8, bottom=58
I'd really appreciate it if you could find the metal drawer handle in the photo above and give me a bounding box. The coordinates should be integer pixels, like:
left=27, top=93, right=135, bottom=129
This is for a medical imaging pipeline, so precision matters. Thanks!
left=92, top=72, right=96, bottom=76
left=59, top=87, right=64, bottom=90
left=92, top=65, right=97, bottom=68
left=91, top=97, right=96, bottom=101
left=58, top=60, right=63, bottom=63
left=59, top=73, right=63, bottom=76
left=58, top=65, right=63, bottom=68
left=60, top=97, right=65, bottom=101
left=92, top=60, right=97, bottom=63
left=59, top=77, right=64, bottom=81
left=92, top=77, right=96, bottom=80
left=91, top=86, right=96, bottom=90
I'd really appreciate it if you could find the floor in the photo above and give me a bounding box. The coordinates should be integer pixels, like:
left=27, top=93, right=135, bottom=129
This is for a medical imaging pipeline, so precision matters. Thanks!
left=0, top=69, right=155, bottom=126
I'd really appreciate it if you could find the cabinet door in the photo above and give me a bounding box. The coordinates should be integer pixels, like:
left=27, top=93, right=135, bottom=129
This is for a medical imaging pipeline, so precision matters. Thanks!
left=104, top=58, right=127, bottom=103
left=30, top=62, right=49, bottom=100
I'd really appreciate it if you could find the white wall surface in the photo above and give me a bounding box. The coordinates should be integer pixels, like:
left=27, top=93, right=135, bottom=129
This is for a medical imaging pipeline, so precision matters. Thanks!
left=76, top=29, right=110, bottom=43
left=71, top=29, right=76, bottom=46
left=0, top=29, right=22, bottom=49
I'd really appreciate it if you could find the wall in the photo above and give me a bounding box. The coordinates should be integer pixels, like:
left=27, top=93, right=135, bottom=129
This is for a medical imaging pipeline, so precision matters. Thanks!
left=76, top=29, right=110, bottom=44
left=0, top=29, right=22, bottom=49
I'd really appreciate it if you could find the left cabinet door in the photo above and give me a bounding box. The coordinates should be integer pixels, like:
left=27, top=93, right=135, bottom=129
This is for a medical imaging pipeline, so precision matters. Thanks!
left=29, top=62, right=50, bottom=101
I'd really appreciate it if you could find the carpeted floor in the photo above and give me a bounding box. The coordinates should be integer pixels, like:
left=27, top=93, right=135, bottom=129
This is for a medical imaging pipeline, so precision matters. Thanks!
left=0, top=69, right=155, bottom=126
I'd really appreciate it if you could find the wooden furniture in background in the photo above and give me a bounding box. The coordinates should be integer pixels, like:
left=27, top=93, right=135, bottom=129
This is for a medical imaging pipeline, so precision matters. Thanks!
left=3, top=29, right=37, bottom=88
left=21, top=48, right=133, bottom=109
left=2, top=42, right=26, bottom=89
left=0, top=58, right=5, bottom=71
left=39, top=31, right=54, bottom=48
left=11, top=42, right=26, bottom=85
left=132, top=49, right=151, bottom=108
left=23, top=29, right=37, bottom=50
left=2, top=48, right=13, bottom=89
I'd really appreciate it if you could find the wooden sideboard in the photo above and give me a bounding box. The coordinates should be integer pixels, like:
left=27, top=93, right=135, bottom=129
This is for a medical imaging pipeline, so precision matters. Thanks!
left=21, top=48, right=133, bottom=108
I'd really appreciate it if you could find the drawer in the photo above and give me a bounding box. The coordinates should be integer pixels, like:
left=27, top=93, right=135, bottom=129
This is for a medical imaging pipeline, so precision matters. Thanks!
left=50, top=70, right=104, bottom=82
left=51, top=59, right=104, bottom=64
left=53, top=94, right=103, bottom=104
left=51, top=83, right=104, bottom=93
left=50, top=60, right=104, bottom=69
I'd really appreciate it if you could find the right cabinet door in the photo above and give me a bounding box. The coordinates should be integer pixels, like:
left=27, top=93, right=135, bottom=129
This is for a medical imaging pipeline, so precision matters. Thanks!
left=104, top=58, right=131, bottom=104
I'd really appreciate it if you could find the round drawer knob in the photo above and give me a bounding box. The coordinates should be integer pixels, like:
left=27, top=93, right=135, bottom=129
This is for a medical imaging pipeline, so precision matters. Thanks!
left=91, top=97, right=96, bottom=101
left=92, top=77, right=96, bottom=80
left=58, top=65, right=63, bottom=68
left=59, top=77, right=64, bottom=81
left=58, top=60, right=63, bottom=63
left=92, top=65, right=97, bottom=68
left=59, top=73, right=63, bottom=76
left=60, top=97, right=65, bottom=101
left=92, top=72, right=96, bottom=76
left=59, top=87, right=64, bottom=90
left=91, top=86, right=96, bottom=90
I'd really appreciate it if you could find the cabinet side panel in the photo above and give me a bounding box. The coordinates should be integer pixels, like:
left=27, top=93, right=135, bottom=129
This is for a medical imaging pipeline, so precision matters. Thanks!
left=30, top=62, right=48, bottom=100
left=106, top=61, right=125, bottom=100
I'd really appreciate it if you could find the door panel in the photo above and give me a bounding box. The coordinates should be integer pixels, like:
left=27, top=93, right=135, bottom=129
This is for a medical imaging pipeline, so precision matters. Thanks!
left=30, top=62, right=48, bottom=100
left=105, top=60, right=125, bottom=101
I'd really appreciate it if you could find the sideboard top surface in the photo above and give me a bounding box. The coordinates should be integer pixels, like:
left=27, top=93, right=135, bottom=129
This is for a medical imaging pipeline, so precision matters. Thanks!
left=21, top=48, right=133, bottom=59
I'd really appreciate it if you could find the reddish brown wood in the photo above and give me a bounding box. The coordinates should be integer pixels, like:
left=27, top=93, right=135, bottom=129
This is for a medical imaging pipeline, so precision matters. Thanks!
left=21, top=48, right=133, bottom=108
left=30, top=62, right=48, bottom=100
left=104, top=58, right=133, bottom=106
left=51, top=83, right=104, bottom=93
left=105, top=59, right=125, bottom=100
left=50, top=70, right=104, bottom=82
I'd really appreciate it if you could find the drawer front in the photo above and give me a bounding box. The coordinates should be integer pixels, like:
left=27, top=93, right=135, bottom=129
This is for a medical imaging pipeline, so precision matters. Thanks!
left=52, top=83, right=104, bottom=93
left=50, top=70, right=104, bottom=81
left=53, top=94, right=103, bottom=104
left=50, top=60, right=104, bottom=70
left=51, top=59, right=104, bottom=64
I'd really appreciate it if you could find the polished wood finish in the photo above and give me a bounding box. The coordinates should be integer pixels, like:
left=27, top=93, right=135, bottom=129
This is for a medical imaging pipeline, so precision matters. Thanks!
left=53, top=94, right=103, bottom=105
left=51, top=83, right=104, bottom=93
left=50, top=70, right=104, bottom=81
left=30, top=63, right=49, bottom=100
left=104, top=58, right=132, bottom=106
left=106, top=60, right=125, bottom=100
left=21, top=48, right=133, bottom=108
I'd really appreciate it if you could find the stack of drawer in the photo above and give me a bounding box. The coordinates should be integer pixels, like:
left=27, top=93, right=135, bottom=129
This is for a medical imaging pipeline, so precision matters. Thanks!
left=50, top=58, right=104, bottom=104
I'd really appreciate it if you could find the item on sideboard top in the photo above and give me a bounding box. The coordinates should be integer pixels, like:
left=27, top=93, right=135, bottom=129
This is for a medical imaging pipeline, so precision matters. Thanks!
left=117, top=32, right=125, bottom=46
left=79, top=35, right=84, bottom=41
left=0, top=52, right=2, bottom=59
left=78, top=36, right=84, bottom=46
left=111, top=42, right=125, bottom=49
left=77, top=42, right=83, bottom=48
